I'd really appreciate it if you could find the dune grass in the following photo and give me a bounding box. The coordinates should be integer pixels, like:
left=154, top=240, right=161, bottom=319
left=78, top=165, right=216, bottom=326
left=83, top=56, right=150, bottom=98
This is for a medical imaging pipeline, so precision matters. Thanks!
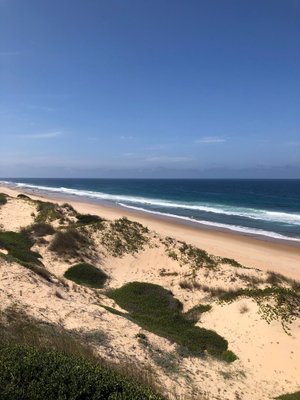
left=64, top=263, right=108, bottom=288
left=108, top=282, right=234, bottom=361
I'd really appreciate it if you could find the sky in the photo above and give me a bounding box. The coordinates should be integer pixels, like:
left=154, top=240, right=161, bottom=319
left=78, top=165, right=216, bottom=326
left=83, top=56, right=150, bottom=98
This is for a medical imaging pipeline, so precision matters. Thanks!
left=0, top=0, right=300, bottom=178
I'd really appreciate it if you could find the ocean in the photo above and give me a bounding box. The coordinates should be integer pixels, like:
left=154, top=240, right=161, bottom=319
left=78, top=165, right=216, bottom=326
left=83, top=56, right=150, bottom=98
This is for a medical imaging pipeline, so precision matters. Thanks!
left=2, top=178, right=300, bottom=242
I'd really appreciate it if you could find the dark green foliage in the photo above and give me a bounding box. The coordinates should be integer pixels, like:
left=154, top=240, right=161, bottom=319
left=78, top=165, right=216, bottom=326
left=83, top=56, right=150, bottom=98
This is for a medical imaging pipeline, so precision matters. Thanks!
left=276, top=392, right=300, bottom=400
left=17, top=194, right=31, bottom=200
left=22, top=222, right=55, bottom=237
left=102, top=217, right=149, bottom=256
left=219, top=350, right=238, bottom=363
left=76, top=213, right=104, bottom=225
left=49, top=229, right=91, bottom=258
left=0, top=343, right=164, bottom=400
left=35, top=201, right=63, bottom=223
left=218, top=287, right=300, bottom=333
left=108, top=282, right=232, bottom=359
left=184, top=304, right=212, bottom=322
left=0, top=193, right=7, bottom=205
left=64, top=263, right=108, bottom=288
left=0, top=231, right=42, bottom=267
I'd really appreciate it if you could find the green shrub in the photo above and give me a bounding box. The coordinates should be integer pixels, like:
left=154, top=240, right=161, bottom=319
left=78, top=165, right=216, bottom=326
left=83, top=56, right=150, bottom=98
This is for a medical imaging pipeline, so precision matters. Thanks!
left=76, top=213, right=104, bottom=225
left=276, top=392, right=300, bottom=400
left=17, top=194, right=31, bottom=200
left=35, top=201, right=63, bottom=223
left=0, top=193, right=7, bottom=205
left=0, top=231, right=42, bottom=267
left=22, top=222, right=55, bottom=237
left=0, top=343, right=164, bottom=400
left=64, top=263, right=108, bottom=288
left=108, top=282, right=232, bottom=359
left=101, top=217, right=149, bottom=256
left=184, top=304, right=212, bottom=322
left=49, top=229, right=91, bottom=258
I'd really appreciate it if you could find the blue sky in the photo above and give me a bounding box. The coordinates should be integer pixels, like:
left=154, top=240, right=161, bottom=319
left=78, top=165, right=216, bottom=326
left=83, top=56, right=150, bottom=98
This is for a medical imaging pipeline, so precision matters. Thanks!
left=0, top=0, right=299, bottom=178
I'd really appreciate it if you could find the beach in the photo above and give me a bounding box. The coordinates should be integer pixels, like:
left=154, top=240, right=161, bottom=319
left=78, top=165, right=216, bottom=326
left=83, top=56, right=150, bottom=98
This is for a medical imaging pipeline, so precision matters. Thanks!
left=1, top=183, right=300, bottom=399
left=1, top=183, right=300, bottom=280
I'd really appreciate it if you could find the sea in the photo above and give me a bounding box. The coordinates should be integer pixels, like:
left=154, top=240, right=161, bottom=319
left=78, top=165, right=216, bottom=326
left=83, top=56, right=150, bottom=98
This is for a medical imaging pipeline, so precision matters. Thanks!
left=1, top=178, right=300, bottom=243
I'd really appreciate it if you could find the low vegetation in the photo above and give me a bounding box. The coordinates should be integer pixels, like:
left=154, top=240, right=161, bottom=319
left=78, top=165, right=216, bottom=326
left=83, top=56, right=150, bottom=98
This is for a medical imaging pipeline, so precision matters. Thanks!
left=108, top=282, right=235, bottom=361
left=276, top=392, right=300, bottom=400
left=17, top=193, right=31, bottom=200
left=22, top=222, right=55, bottom=237
left=35, top=201, right=64, bottom=223
left=218, top=287, right=300, bottom=333
left=0, top=231, right=42, bottom=268
left=184, top=304, right=212, bottom=322
left=0, top=308, right=164, bottom=400
left=49, top=228, right=91, bottom=258
left=101, top=217, right=149, bottom=256
left=64, top=263, right=108, bottom=288
left=0, top=193, right=7, bottom=206
left=76, top=213, right=104, bottom=226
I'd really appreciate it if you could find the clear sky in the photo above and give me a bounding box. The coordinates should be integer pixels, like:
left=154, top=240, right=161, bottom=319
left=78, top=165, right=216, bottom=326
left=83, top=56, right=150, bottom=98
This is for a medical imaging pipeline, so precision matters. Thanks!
left=1, top=0, right=299, bottom=178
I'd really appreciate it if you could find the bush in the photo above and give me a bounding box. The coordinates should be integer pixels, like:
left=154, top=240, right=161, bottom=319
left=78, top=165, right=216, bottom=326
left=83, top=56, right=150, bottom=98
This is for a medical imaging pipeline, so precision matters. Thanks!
left=276, top=392, right=300, bottom=400
left=101, top=217, right=149, bottom=256
left=0, top=231, right=42, bottom=267
left=35, top=201, right=63, bottom=223
left=0, top=193, right=7, bottom=205
left=0, top=343, right=164, bottom=400
left=108, top=282, right=232, bottom=359
left=22, top=223, right=55, bottom=237
left=76, top=213, right=104, bottom=225
left=64, top=263, right=108, bottom=288
left=49, top=229, right=91, bottom=258
left=17, top=194, right=31, bottom=200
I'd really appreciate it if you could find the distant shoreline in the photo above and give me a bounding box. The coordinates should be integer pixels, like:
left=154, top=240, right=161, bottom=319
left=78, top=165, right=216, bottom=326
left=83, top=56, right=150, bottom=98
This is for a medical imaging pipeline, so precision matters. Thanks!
left=1, top=179, right=300, bottom=247
left=1, top=183, right=300, bottom=280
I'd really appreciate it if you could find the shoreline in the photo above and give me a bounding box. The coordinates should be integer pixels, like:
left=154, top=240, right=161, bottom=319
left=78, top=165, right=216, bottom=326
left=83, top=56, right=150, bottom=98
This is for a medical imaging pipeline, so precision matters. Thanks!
left=1, top=183, right=300, bottom=280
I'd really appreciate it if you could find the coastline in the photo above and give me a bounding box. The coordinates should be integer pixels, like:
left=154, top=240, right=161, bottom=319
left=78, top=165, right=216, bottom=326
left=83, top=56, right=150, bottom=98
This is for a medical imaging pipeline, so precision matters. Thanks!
left=1, top=183, right=300, bottom=280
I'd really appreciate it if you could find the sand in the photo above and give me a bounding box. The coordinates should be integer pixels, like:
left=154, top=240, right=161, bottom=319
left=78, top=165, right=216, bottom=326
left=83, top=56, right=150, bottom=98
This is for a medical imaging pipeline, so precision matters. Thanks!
left=0, top=184, right=300, bottom=399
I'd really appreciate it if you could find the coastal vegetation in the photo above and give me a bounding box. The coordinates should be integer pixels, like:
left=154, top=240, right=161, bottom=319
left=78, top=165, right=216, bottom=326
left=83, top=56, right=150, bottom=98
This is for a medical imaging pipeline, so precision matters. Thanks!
left=0, top=308, right=164, bottom=400
left=49, top=228, right=92, bottom=258
left=108, top=282, right=235, bottom=361
left=101, top=217, right=150, bottom=256
left=64, top=263, right=108, bottom=288
left=0, top=193, right=7, bottom=205
left=0, top=231, right=42, bottom=268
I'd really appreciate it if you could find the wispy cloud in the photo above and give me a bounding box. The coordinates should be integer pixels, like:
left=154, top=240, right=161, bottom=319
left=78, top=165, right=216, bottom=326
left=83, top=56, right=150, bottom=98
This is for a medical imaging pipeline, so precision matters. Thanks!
left=195, top=136, right=226, bottom=144
left=17, top=131, right=63, bottom=139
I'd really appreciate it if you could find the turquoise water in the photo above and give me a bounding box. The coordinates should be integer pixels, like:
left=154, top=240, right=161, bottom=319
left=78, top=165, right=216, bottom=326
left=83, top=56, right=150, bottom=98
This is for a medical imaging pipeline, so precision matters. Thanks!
left=2, top=178, right=300, bottom=242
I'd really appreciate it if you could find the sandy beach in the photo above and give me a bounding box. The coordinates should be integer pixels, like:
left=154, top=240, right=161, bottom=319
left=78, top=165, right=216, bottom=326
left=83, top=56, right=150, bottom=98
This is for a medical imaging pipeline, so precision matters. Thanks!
left=1, top=184, right=300, bottom=280
left=1, top=184, right=300, bottom=399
